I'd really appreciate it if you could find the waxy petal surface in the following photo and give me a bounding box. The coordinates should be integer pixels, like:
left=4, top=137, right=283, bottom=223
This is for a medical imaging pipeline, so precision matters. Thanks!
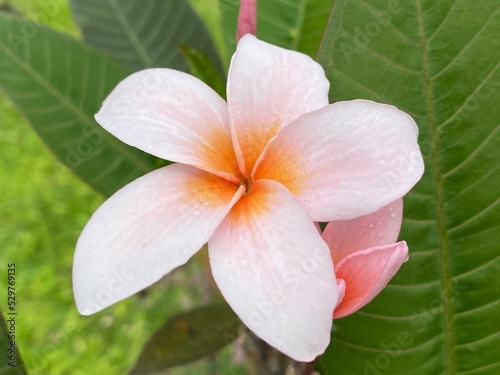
left=208, top=180, right=337, bottom=361
left=73, top=164, right=244, bottom=315
left=333, top=242, right=409, bottom=318
left=95, top=69, right=240, bottom=182
left=256, top=100, right=424, bottom=221
left=323, top=199, right=403, bottom=265
left=227, top=35, right=329, bottom=174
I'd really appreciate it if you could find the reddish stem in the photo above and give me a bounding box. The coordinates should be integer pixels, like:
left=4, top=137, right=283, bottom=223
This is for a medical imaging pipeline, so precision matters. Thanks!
left=237, top=0, right=257, bottom=41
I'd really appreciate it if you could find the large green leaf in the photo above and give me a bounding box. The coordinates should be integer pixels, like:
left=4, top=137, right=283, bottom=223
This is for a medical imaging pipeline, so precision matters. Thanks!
left=129, top=302, right=240, bottom=374
left=316, top=1, right=499, bottom=374
left=220, top=0, right=333, bottom=61
left=0, top=306, right=27, bottom=375
left=0, top=13, right=159, bottom=197
left=70, top=0, right=223, bottom=75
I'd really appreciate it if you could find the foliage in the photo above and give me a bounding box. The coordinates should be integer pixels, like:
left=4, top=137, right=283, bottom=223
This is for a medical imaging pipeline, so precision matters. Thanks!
left=130, top=303, right=240, bottom=374
left=70, top=0, right=223, bottom=74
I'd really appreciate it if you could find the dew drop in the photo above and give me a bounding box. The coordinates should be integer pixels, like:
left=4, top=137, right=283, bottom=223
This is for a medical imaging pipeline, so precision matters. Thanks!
left=390, top=212, right=397, bottom=218
left=378, top=232, right=383, bottom=237
left=378, top=221, right=382, bottom=226
left=368, top=223, right=375, bottom=228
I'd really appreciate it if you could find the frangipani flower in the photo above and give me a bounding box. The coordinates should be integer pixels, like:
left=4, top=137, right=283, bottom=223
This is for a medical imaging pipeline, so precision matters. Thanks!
left=73, top=35, right=424, bottom=361
left=322, top=199, right=408, bottom=319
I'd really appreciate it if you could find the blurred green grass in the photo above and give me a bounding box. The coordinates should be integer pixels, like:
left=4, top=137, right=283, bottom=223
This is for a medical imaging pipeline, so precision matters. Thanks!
left=0, top=1, right=244, bottom=374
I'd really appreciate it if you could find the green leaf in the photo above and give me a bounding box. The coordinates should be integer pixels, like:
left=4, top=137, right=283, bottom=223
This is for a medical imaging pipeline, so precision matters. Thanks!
left=0, top=13, right=160, bottom=197
left=220, top=0, right=333, bottom=60
left=0, top=306, right=28, bottom=374
left=219, top=0, right=239, bottom=63
left=259, top=0, right=334, bottom=56
left=179, top=45, right=226, bottom=98
left=70, top=0, right=223, bottom=74
left=129, top=302, right=240, bottom=374
left=188, top=0, right=228, bottom=64
left=316, top=1, right=500, bottom=374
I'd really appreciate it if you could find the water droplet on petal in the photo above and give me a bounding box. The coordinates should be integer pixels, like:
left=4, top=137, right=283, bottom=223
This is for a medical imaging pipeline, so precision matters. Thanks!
left=378, top=232, right=383, bottom=237
left=378, top=221, right=382, bottom=226
left=368, top=223, right=375, bottom=228
left=390, top=212, right=397, bottom=218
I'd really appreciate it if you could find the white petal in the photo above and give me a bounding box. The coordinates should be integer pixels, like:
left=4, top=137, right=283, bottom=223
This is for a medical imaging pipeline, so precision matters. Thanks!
left=227, top=35, right=330, bottom=174
left=73, top=164, right=244, bottom=314
left=95, top=69, right=240, bottom=182
left=256, top=100, right=424, bottom=221
left=208, top=179, right=337, bottom=361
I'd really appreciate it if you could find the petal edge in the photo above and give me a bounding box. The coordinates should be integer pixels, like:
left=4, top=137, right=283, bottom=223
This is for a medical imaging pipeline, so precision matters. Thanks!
left=333, top=242, right=409, bottom=319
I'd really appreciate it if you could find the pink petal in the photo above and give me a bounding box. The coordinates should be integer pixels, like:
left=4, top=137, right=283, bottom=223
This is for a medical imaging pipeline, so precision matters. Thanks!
left=335, top=279, right=346, bottom=309
left=95, top=69, right=240, bottom=183
left=333, top=242, right=409, bottom=319
left=237, top=0, right=257, bottom=41
left=208, top=179, right=337, bottom=361
left=255, top=99, right=424, bottom=221
left=323, top=199, right=403, bottom=265
left=227, top=35, right=329, bottom=175
left=73, top=164, right=244, bottom=315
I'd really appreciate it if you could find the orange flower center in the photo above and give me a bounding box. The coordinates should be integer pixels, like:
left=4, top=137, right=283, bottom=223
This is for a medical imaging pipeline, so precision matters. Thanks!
left=240, top=175, right=253, bottom=195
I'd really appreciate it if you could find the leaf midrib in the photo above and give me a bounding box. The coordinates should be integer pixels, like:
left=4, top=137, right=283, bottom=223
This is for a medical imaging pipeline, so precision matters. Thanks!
left=291, top=0, right=309, bottom=50
left=416, top=1, right=455, bottom=374
left=106, top=0, right=154, bottom=68
left=0, top=23, right=153, bottom=174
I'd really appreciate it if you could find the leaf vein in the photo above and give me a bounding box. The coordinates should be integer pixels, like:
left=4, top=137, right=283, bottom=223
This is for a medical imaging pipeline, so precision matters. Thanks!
left=106, top=0, right=154, bottom=68
left=453, top=254, right=500, bottom=281
left=431, top=7, right=500, bottom=80
left=448, top=195, right=500, bottom=234
left=443, top=124, right=500, bottom=177
left=438, top=61, right=500, bottom=129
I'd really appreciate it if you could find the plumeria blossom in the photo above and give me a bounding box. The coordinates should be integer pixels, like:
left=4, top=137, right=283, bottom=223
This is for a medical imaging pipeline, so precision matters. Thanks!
left=322, top=198, right=409, bottom=318
left=73, top=35, right=424, bottom=361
